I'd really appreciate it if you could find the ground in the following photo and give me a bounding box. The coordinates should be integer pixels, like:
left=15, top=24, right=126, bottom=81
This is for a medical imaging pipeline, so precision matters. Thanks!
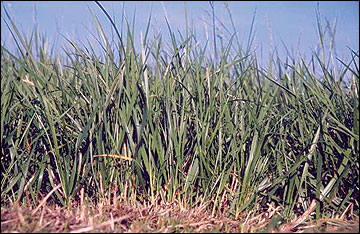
left=1, top=201, right=359, bottom=233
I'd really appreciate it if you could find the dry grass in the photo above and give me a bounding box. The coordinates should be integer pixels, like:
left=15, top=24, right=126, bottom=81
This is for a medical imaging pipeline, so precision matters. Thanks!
left=1, top=200, right=358, bottom=233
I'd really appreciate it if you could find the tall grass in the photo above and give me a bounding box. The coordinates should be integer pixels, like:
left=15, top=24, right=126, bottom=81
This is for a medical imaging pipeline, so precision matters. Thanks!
left=1, top=1, right=358, bottom=223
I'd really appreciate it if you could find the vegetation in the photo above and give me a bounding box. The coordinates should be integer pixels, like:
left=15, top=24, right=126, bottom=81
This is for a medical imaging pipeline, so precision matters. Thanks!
left=1, top=1, right=358, bottom=232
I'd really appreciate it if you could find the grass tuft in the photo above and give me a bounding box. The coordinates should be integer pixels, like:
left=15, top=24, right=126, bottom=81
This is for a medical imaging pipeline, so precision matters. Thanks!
left=1, top=2, right=359, bottom=232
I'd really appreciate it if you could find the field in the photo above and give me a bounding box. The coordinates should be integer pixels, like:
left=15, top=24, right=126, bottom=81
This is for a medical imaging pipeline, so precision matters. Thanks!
left=1, top=2, right=359, bottom=233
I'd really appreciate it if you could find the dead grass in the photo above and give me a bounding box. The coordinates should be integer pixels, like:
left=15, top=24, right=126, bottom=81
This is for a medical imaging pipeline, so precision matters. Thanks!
left=1, top=199, right=358, bottom=233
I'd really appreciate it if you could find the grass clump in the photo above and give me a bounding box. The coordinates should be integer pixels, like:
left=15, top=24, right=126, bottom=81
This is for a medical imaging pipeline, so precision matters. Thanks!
left=1, top=1, right=359, bottom=232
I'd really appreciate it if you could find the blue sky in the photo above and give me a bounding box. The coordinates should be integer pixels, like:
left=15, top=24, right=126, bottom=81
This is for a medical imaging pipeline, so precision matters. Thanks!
left=1, top=1, right=359, bottom=64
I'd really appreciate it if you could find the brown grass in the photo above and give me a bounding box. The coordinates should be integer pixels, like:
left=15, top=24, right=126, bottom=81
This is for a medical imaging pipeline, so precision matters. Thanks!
left=1, top=199, right=358, bottom=233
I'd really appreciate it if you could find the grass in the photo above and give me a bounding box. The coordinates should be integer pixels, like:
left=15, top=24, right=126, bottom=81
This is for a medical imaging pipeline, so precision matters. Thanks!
left=1, top=201, right=359, bottom=233
left=1, top=1, right=359, bottom=232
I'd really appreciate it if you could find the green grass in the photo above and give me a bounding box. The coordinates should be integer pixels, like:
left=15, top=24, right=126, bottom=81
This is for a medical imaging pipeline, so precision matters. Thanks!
left=1, top=1, right=359, bottom=229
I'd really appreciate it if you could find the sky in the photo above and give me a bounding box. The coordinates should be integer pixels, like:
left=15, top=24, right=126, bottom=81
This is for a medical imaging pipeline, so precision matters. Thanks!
left=1, top=1, right=359, bottom=65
